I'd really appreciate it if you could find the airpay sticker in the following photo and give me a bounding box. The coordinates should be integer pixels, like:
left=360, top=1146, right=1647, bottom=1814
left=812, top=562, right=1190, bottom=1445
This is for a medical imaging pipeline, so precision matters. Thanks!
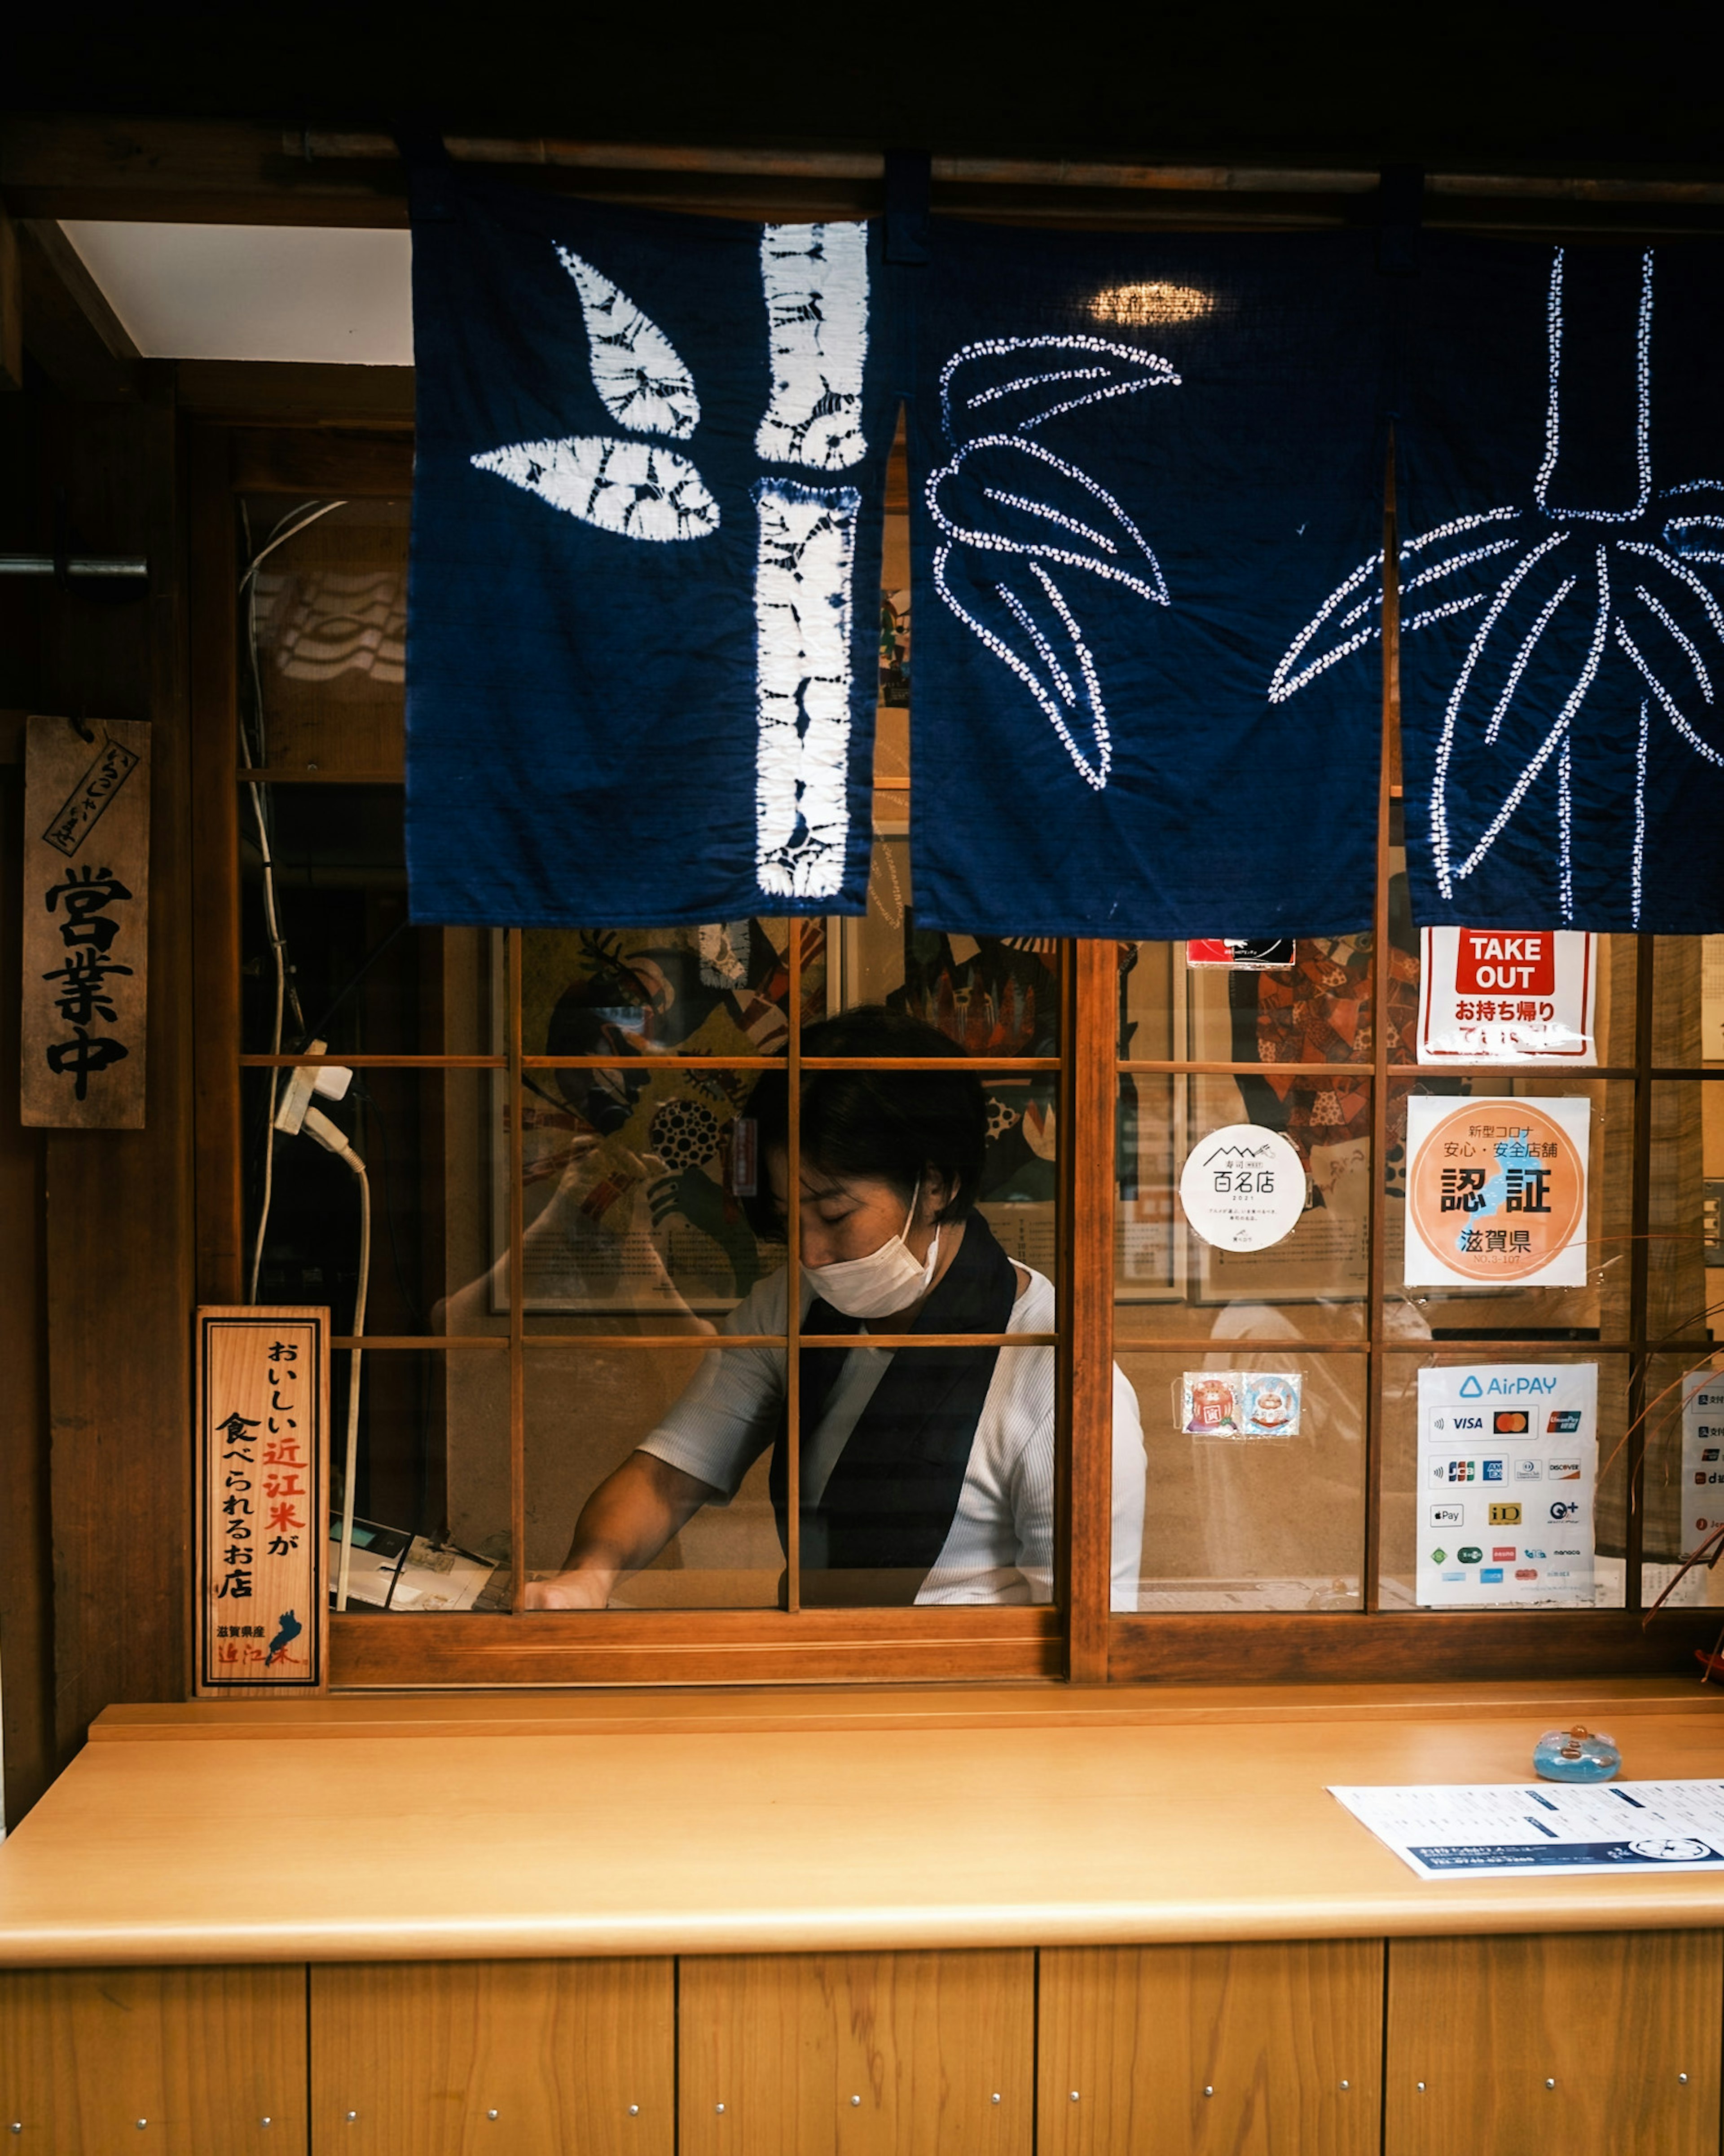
left=1415, top=1364, right=1597, bottom=1609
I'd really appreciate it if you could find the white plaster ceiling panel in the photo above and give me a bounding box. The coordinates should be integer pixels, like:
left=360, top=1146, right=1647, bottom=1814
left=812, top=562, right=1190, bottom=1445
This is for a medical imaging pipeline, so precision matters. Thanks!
left=60, top=221, right=414, bottom=364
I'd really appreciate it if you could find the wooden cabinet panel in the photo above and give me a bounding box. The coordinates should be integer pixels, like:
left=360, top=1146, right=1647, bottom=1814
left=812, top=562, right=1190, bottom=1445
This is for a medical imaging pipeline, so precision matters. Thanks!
left=1038, top=1940, right=1383, bottom=2156
left=678, top=1949, right=1033, bottom=2156
left=0, top=1963, right=306, bottom=2152
left=308, top=1958, right=671, bottom=2156
left=1386, top=1930, right=1723, bottom=2156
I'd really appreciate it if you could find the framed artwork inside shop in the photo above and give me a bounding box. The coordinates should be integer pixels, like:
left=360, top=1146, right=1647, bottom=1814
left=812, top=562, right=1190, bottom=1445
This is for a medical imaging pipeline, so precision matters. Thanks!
left=187, top=417, right=1724, bottom=1693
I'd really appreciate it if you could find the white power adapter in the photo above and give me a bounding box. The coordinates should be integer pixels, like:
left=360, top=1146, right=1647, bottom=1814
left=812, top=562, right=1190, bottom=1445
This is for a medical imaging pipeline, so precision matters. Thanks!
left=274, top=1038, right=358, bottom=1164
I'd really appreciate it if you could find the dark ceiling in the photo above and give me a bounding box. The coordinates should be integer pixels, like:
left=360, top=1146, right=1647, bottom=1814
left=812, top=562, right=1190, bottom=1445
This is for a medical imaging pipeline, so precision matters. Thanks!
left=13, top=2, right=1724, bottom=171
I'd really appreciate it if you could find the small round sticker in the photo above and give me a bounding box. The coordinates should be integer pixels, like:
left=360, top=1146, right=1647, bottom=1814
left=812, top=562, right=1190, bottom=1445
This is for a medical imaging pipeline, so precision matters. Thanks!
left=1179, top=1124, right=1307, bottom=1251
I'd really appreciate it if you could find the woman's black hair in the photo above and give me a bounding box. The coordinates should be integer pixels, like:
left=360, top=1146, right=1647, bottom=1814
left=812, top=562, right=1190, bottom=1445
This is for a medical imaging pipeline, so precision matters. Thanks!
left=739, top=1006, right=986, bottom=1241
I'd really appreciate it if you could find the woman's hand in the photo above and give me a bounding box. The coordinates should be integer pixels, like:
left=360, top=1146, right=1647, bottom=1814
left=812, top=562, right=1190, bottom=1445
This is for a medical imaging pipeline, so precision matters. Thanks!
left=523, top=1570, right=615, bottom=1610
left=523, top=1451, right=722, bottom=1611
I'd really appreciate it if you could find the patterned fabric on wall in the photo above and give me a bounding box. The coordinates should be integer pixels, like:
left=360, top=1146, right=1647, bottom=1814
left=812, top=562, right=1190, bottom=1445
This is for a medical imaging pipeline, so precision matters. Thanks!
left=906, top=224, right=1390, bottom=940
left=407, top=171, right=895, bottom=926
left=1393, top=237, right=1724, bottom=933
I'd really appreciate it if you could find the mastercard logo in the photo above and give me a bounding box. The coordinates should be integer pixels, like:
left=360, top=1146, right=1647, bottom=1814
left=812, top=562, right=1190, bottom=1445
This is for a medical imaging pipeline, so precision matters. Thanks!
left=1494, top=1411, right=1530, bottom=1434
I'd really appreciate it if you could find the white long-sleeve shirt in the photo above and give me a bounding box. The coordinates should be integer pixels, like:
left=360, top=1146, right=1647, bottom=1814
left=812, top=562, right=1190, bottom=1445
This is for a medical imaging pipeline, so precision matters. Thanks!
left=638, top=1259, right=1146, bottom=1606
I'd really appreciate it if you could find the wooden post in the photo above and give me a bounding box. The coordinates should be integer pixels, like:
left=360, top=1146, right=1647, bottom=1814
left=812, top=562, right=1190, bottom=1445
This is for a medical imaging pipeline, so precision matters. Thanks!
left=1064, top=939, right=1115, bottom=1682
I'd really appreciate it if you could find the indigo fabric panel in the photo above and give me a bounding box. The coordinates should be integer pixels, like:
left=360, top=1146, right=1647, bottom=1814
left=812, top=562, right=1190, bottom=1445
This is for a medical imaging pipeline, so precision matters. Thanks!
left=906, top=224, right=1389, bottom=942
left=1398, top=236, right=1724, bottom=932
left=407, top=174, right=894, bottom=926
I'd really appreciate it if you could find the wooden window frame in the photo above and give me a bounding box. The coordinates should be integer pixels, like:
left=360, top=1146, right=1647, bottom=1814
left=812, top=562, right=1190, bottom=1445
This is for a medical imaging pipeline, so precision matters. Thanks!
left=189, top=406, right=1720, bottom=1693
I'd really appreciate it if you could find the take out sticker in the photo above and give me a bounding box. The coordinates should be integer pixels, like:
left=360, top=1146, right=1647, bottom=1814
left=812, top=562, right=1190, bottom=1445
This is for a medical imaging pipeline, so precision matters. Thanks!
left=1404, top=1095, right=1591, bottom=1289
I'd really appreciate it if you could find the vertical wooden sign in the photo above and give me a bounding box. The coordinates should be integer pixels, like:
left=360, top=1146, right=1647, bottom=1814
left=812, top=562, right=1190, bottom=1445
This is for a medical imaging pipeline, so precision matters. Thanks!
left=195, top=1307, right=330, bottom=1696
left=20, top=714, right=150, bottom=1128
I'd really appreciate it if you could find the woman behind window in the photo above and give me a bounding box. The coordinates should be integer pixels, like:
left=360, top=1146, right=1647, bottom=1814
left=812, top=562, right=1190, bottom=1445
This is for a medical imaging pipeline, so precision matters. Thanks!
left=526, top=1007, right=1145, bottom=1609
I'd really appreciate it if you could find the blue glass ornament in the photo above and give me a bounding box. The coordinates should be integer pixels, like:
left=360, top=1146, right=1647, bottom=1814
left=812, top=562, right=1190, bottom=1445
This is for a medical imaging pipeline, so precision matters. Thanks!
left=1533, top=1725, right=1622, bottom=1782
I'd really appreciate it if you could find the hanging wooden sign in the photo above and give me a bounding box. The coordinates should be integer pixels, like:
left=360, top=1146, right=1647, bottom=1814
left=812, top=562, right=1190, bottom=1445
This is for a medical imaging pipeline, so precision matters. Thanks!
left=195, top=1306, right=330, bottom=1697
left=20, top=714, right=150, bottom=1128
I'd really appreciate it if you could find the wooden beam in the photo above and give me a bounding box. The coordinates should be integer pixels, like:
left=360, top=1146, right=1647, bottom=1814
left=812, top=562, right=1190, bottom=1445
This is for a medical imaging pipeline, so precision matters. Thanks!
left=178, top=362, right=413, bottom=432
left=15, top=217, right=141, bottom=399
left=6, top=117, right=1724, bottom=234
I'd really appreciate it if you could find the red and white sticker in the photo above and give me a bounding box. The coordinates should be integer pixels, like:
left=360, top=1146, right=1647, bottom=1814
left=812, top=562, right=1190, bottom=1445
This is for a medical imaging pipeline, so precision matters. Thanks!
left=1417, top=928, right=1596, bottom=1065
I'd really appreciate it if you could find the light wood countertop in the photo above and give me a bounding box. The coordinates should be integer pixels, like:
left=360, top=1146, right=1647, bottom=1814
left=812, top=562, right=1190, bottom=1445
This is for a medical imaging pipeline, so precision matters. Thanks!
left=4, top=1680, right=1724, bottom=1966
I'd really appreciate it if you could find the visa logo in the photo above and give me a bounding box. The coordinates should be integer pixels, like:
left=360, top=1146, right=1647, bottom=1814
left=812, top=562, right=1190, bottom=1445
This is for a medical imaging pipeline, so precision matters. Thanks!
left=1451, top=1416, right=1483, bottom=1431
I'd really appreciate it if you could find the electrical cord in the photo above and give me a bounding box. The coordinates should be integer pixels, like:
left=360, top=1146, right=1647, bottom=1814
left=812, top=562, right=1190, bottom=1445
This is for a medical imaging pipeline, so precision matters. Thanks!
left=294, top=1105, right=371, bottom=1613
left=240, top=498, right=348, bottom=1302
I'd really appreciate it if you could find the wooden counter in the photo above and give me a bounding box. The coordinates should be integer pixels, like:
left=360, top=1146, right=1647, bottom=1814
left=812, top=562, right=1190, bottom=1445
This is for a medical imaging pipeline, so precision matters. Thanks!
left=5, top=1677, right=1724, bottom=1966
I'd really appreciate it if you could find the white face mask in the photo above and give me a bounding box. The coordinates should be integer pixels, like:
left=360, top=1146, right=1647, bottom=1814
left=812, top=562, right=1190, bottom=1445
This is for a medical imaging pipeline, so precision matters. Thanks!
left=805, top=1180, right=940, bottom=1320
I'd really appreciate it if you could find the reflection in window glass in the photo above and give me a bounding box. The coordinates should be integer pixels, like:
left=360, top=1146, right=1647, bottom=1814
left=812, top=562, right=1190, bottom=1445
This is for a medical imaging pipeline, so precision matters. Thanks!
left=519, top=1003, right=1100, bottom=1611
left=1122, top=1349, right=1363, bottom=1612
left=1643, top=1353, right=1724, bottom=1613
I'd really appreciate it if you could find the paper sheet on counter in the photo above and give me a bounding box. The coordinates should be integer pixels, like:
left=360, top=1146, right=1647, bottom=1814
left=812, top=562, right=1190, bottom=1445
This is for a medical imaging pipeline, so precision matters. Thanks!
left=1328, top=1780, right=1724, bottom=1879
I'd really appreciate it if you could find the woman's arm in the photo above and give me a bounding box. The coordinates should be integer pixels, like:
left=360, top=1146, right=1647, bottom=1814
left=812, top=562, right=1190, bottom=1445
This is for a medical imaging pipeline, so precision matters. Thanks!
left=523, top=1450, right=725, bottom=1609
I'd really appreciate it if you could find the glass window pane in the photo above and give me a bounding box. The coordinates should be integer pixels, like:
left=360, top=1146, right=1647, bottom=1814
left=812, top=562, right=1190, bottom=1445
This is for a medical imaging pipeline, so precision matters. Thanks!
left=1380, top=1351, right=1629, bottom=1611
left=1121, top=1081, right=1369, bottom=1344
left=1120, top=1348, right=1363, bottom=1611
left=329, top=1349, right=508, bottom=1615
left=240, top=782, right=478, bottom=1056
left=242, top=494, right=407, bottom=776
left=512, top=1345, right=780, bottom=1611
left=1642, top=1353, right=1724, bottom=1613
left=1385, top=1077, right=1628, bottom=1344
left=1649, top=1079, right=1716, bottom=1347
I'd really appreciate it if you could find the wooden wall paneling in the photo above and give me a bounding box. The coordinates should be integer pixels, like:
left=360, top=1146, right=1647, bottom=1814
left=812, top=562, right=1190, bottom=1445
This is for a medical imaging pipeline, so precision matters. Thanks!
left=309, top=1958, right=673, bottom=2155
left=0, top=732, right=54, bottom=1822
left=678, top=1949, right=1034, bottom=2156
left=1385, top=1929, right=1724, bottom=2156
left=1038, top=1940, right=1383, bottom=2156
left=0, top=1962, right=308, bottom=2151
left=44, top=374, right=195, bottom=1758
